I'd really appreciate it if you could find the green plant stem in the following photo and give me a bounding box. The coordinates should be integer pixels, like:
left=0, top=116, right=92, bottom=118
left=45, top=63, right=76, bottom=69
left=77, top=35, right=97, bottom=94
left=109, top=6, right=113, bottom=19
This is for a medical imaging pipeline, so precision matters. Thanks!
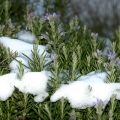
left=44, top=104, right=52, bottom=120
left=7, top=100, right=10, bottom=120
left=60, top=98, right=64, bottom=119
left=38, top=104, right=41, bottom=120
left=4, top=0, right=9, bottom=23
left=109, top=95, right=116, bottom=120
left=23, top=94, right=28, bottom=119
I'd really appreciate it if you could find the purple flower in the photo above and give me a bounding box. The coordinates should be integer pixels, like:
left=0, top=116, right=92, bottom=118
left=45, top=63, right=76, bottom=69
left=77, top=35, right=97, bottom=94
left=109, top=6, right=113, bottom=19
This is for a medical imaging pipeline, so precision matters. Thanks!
left=103, top=47, right=116, bottom=60
left=42, top=13, right=60, bottom=22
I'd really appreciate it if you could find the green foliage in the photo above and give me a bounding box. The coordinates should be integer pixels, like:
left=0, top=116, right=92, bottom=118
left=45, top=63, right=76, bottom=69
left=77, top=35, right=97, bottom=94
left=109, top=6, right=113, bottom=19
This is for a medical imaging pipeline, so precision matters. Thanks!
left=29, top=45, right=46, bottom=72
left=0, top=0, right=27, bottom=23
left=17, top=62, right=25, bottom=80
left=114, top=27, right=120, bottom=56
left=1, top=3, right=120, bottom=119
left=0, top=44, right=16, bottom=74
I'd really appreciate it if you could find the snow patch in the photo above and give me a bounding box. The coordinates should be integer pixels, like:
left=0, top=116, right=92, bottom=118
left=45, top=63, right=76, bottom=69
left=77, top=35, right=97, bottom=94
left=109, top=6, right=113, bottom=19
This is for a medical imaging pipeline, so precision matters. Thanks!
left=0, top=73, right=16, bottom=101
left=0, top=37, right=46, bottom=54
left=0, top=36, right=55, bottom=73
left=78, top=71, right=108, bottom=83
left=14, top=71, right=50, bottom=102
left=9, top=57, right=30, bottom=73
left=16, top=30, right=36, bottom=44
left=51, top=71, right=120, bottom=109
left=0, top=71, right=51, bottom=102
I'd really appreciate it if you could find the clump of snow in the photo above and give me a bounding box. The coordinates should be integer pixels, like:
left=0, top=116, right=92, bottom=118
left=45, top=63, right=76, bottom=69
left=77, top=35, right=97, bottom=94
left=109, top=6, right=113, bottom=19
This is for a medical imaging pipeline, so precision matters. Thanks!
left=51, top=81, right=97, bottom=109
left=0, top=73, right=16, bottom=101
left=0, top=37, right=46, bottom=54
left=0, top=36, right=55, bottom=72
left=9, top=57, right=30, bottom=73
left=90, top=82, right=120, bottom=105
left=0, top=36, right=55, bottom=61
left=78, top=71, right=108, bottom=83
left=0, top=71, right=51, bottom=102
left=51, top=71, right=120, bottom=109
left=16, top=30, right=36, bottom=44
left=14, top=71, right=50, bottom=102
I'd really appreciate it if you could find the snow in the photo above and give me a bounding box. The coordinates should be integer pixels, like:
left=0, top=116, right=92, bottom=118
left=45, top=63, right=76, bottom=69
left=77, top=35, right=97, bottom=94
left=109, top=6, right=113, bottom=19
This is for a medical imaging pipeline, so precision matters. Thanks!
left=14, top=71, right=50, bottom=102
left=0, top=36, right=33, bottom=53
left=0, top=71, right=51, bottom=102
left=0, top=36, right=55, bottom=73
left=16, top=30, right=36, bottom=43
left=50, top=81, right=97, bottom=109
left=9, top=57, right=30, bottom=73
left=0, top=37, right=46, bottom=55
left=51, top=71, right=120, bottom=109
left=78, top=71, right=108, bottom=83
left=0, top=73, right=16, bottom=101
left=90, top=82, right=120, bottom=105
left=0, top=36, right=55, bottom=61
